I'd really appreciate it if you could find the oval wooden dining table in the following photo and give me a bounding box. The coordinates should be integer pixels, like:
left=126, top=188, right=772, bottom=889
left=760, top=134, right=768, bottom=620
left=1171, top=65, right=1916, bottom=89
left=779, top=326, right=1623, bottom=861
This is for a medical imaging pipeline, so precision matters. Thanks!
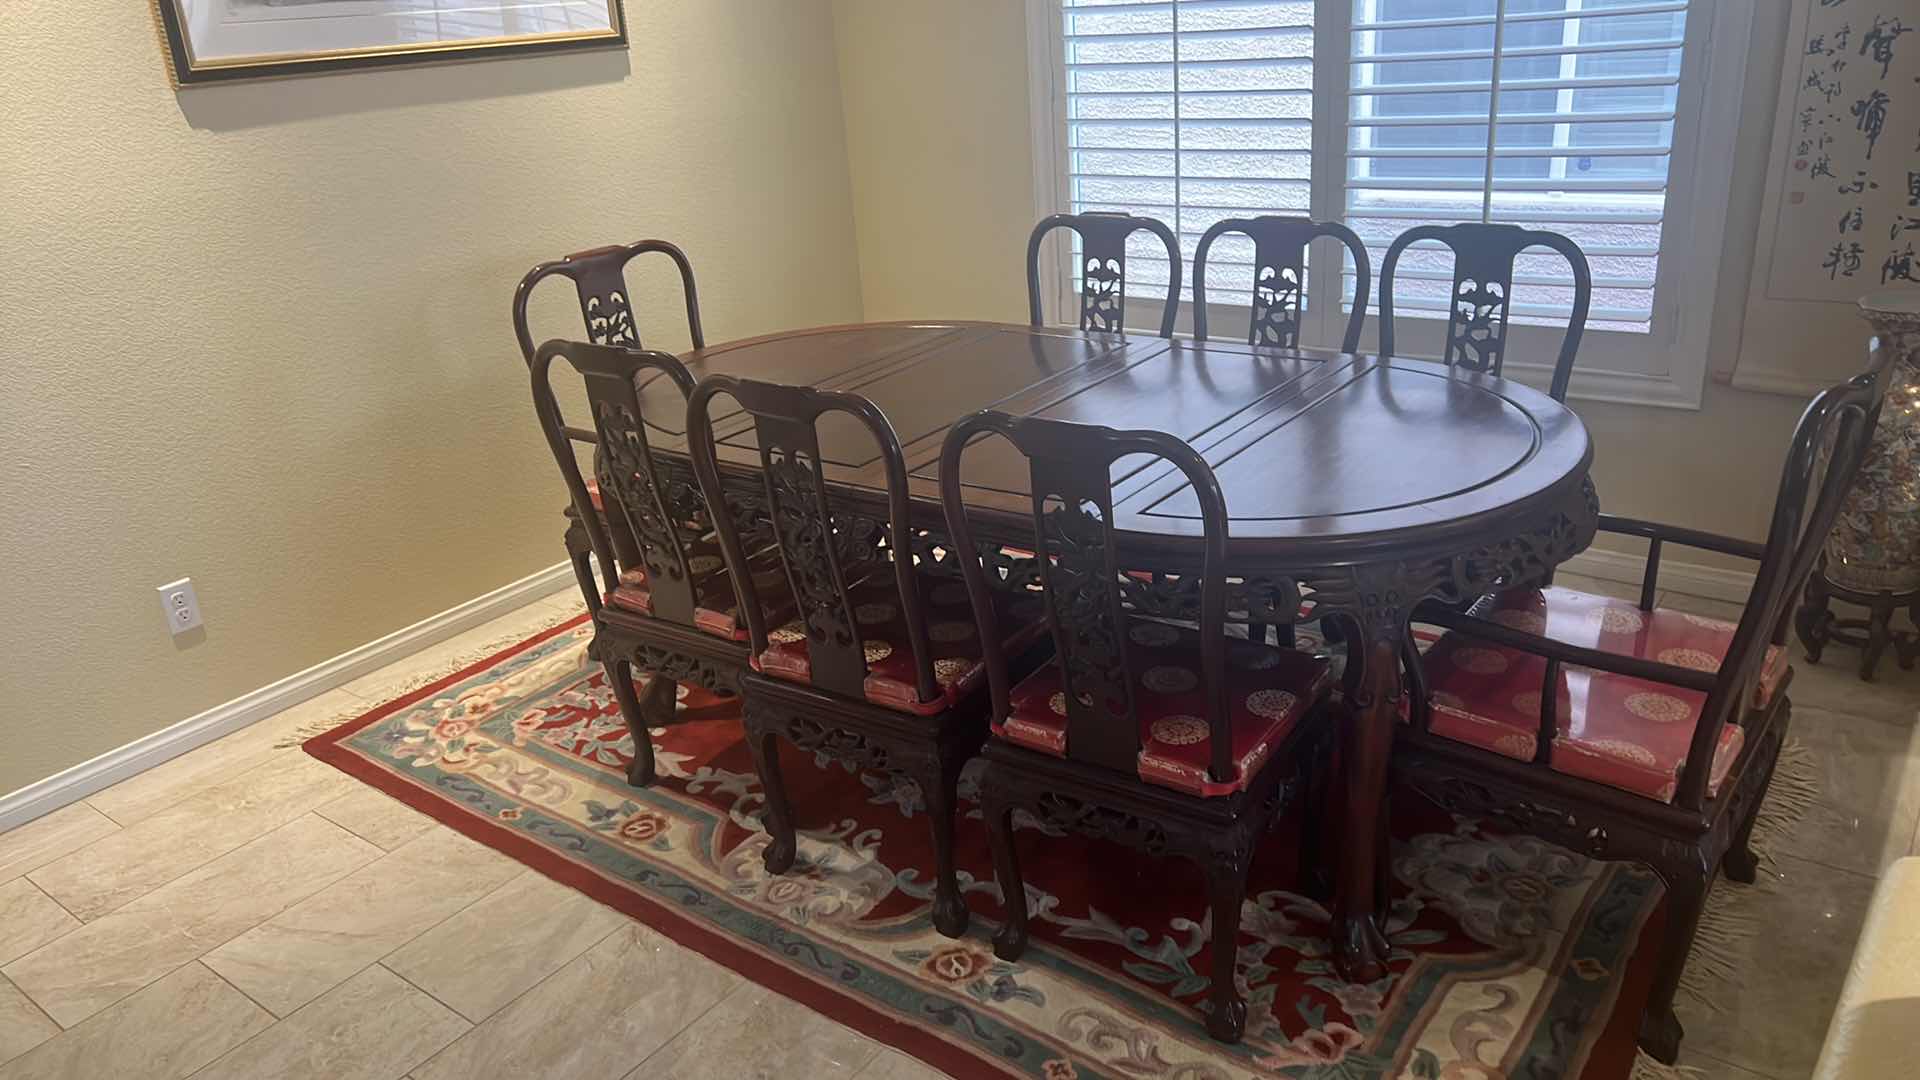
left=637, top=320, right=1600, bottom=981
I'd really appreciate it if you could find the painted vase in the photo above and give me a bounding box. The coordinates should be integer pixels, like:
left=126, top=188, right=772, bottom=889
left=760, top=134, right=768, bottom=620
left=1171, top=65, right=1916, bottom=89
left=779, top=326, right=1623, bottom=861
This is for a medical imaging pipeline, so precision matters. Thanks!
left=1823, top=290, right=1920, bottom=594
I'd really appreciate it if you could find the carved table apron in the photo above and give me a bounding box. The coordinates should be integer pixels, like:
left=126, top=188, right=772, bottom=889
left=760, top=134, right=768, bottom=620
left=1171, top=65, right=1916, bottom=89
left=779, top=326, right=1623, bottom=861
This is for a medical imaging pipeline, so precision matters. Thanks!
left=635, top=321, right=1598, bottom=981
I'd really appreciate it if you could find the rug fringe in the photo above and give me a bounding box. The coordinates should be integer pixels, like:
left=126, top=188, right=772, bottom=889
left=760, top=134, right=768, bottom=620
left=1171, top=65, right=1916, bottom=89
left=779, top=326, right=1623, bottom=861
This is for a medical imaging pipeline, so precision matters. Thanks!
left=274, top=611, right=583, bottom=749
left=1675, top=738, right=1819, bottom=1007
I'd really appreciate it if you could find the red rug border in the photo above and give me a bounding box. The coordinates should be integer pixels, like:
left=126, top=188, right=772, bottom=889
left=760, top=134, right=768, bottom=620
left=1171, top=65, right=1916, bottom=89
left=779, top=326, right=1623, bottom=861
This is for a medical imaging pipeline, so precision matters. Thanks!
left=304, top=614, right=993, bottom=1078
left=303, top=613, right=1663, bottom=1080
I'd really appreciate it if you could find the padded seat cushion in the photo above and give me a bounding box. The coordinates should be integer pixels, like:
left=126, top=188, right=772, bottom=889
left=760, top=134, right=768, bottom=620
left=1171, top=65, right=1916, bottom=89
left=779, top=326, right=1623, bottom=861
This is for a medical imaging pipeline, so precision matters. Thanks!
left=1418, top=586, right=1777, bottom=803
left=1000, top=619, right=1331, bottom=798
left=605, top=538, right=792, bottom=643
left=754, top=576, right=1050, bottom=716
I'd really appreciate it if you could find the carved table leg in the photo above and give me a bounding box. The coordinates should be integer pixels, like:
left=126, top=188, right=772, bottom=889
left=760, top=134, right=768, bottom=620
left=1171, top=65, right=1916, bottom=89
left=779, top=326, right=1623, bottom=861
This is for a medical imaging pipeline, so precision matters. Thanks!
left=1330, top=624, right=1400, bottom=983
left=982, top=770, right=1029, bottom=961
left=604, top=658, right=657, bottom=788
left=742, top=704, right=798, bottom=874
left=918, top=742, right=971, bottom=939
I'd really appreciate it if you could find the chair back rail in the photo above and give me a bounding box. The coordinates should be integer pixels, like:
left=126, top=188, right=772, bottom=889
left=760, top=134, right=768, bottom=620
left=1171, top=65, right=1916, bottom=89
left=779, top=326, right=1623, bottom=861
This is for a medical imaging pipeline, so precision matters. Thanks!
left=1192, top=215, right=1371, bottom=353
left=1669, top=371, right=1881, bottom=806
left=939, top=412, right=1234, bottom=784
left=513, top=240, right=704, bottom=446
left=686, top=376, right=938, bottom=705
left=531, top=339, right=700, bottom=620
left=1027, top=212, right=1181, bottom=338
left=1378, top=223, right=1591, bottom=400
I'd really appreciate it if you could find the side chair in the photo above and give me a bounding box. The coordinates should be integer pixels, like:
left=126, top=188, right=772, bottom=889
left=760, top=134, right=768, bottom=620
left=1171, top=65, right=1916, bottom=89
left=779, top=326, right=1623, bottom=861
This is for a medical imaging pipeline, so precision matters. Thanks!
left=939, top=410, right=1337, bottom=1043
left=1027, top=212, right=1180, bottom=338
left=1192, top=215, right=1371, bottom=353
left=687, top=376, right=1053, bottom=939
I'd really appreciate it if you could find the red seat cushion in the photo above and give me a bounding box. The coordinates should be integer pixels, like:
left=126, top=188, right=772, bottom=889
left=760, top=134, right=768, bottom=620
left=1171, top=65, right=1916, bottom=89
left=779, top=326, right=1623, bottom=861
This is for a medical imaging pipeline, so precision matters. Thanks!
left=1417, top=586, right=1779, bottom=803
left=604, top=539, right=793, bottom=643
left=754, top=576, right=1050, bottom=716
left=1000, top=620, right=1331, bottom=798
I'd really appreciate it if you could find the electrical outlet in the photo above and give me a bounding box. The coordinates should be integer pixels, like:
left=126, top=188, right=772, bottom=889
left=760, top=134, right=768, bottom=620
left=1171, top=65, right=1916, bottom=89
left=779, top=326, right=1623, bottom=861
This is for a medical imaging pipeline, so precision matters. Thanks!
left=157, top=577, right=203, bottom=636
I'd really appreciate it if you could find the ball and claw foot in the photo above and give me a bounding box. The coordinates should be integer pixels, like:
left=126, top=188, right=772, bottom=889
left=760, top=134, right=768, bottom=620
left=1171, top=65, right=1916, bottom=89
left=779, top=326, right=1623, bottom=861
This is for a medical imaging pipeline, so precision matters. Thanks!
left=931, top=890, right=970, bottom=939
left=1332, top=913, right=1390, bottom=983
left=1723, top=844, right=1759, bottom=885
left=1205, top=995, right=1249, bottom=1043
left=1638, top=1006, right=1684, bottom=1066
left=761, top=832, right=796, bottom=875
left=992, top=924, right=1027, bottom=962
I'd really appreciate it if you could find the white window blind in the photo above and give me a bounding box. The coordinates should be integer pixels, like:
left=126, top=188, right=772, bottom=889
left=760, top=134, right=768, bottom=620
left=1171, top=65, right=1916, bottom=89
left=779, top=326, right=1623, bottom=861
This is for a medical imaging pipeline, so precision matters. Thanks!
left=1062, top=0, right=1319, bottom=314
left=1347, top=0, right=1690, bottom=333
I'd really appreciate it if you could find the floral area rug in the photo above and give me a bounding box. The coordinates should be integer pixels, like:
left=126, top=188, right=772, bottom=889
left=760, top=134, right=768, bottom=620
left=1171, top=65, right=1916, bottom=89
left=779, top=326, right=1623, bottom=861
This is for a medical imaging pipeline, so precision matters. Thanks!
left=307, top=616, right=1663, bottom=1080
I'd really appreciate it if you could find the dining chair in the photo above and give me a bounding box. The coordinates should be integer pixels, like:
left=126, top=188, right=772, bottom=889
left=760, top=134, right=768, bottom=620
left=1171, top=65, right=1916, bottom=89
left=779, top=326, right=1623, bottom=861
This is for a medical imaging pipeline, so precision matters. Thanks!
left=531, top=339, right=788, bottom=787
left=1192, top=215, right=1371, bottom=353
left=513, top=240, right=706, bottom=614
left=1027, top=212, right=1180, bottom=338
left=1378, top=223, right=1592, bottom=401
left=1395, top=371, right=1883, bottom=1064
left=938, top=411, right=1337, bottom=1043
left=687, top=376, right=1053, bottom=940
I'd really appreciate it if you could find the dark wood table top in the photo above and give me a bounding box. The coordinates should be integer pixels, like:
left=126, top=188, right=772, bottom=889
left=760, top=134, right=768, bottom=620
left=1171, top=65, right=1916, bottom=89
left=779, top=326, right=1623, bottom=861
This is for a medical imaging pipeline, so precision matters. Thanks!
left=653, top=321, right=1592, bottom=564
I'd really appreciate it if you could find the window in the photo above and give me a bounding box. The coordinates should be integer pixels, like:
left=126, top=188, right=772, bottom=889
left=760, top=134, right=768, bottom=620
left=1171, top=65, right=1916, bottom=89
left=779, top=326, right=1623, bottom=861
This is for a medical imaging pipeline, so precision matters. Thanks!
left=1031, top=0, right=1748, bottom=407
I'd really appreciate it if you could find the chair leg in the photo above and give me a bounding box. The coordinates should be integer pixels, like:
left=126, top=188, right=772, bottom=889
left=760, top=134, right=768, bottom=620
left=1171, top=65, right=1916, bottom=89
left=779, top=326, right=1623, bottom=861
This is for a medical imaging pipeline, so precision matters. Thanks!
left=742, top=706, right=798, bottom=874
left=1202, top=845, right=1252, bottom=1042
left=1861, top=596, right=1895, bottom=682
left=1723, top=731, right=1784, bottom=885
left=984, top=776, right=1029, bottom=961
left=603, top=659, right=657, bottom=787
left=1639, top=852, right=1712, bottom=1065
left=1247, top=623, right=1269, bottom=647
left=1276, top=622, right=1297, bottom=649
left=919, top=745, right=970, bottom=939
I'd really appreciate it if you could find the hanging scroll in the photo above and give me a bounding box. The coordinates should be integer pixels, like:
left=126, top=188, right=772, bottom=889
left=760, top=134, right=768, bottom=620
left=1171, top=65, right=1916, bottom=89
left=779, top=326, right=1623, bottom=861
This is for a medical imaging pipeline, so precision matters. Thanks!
left=1735, top=0, right=1916, bottom=394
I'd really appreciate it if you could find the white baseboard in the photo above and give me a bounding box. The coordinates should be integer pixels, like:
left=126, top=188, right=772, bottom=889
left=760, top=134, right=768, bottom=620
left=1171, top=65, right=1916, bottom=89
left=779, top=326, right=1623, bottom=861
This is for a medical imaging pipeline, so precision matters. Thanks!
left=0, top=560, right=580, bottom=833
left=1561, top=546, right=1757, bottom=606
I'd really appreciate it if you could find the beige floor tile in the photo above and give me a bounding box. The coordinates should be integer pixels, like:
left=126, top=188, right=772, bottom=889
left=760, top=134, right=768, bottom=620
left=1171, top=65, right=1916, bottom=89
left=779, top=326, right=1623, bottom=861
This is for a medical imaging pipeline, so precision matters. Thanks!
left=86, top=686, right=370, bottom=827
left=1785, top=652, right=1920, bottom=728
left=192, top=964, right=469, bottom=1080
left=3, top=815, right=378, bottom=1028
left=205, top=828, right=521, bottom=1016
left=1772, top=706, right=1920, bottom=877
left=0, top=979, right=58, bottom=1069
left=1673, top=853, right=1876, bottom=1079
left=383, top=871, right=629, bottom=1023
left=315, top=786, right=438, bottom=851
left=0, top=804, right=118, bottom=888
left=410, top=923, right=736, bottom=1080
left=339, top=598, right=580, bottom=706
left=0, top=963, right=270, bottom=1080
left=851, top=1049, right=952, bottom=1079
left=626, top=985, right=880, bottom=1079
left=28, top=752, right=357, bottom=921
left=1654, top=590, right=1748, bottom=622
left=1553, top=571, right=1645, bottom=604
left=1684, top=1054, right=1778, bottom=1080
left=0, top=883, right=77, bottom=968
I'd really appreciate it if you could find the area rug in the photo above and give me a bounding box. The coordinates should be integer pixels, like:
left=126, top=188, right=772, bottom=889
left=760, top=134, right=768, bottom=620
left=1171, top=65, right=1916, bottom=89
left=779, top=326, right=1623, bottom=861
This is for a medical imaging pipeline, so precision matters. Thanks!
left=307, top=614, right=1675, bottom=1080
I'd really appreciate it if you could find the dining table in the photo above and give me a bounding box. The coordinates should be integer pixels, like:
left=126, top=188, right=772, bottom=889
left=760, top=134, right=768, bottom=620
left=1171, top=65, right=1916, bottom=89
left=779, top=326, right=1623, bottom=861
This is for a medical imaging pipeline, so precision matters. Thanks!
left=631, top=319, right=1600, bottom=981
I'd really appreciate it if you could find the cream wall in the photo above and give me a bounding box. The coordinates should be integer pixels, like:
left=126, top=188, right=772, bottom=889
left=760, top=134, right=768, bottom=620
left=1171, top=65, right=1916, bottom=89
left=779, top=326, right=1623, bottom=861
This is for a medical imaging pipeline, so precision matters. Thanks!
left=829, top=0, right=1819, bottom=564
left=0, top=1, right=864, bottom=795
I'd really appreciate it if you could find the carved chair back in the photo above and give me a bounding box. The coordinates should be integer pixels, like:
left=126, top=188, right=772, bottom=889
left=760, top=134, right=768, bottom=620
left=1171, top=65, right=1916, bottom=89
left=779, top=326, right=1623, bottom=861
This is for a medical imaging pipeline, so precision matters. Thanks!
left=531, top=339, right=703, bottom=623
left=687, top=376, right=941, bottom=705
left=939, top=412, right=1235, bottom=785
left=1193, top=216, right=1371, bottom=353
left=514, top=241, right=705, bottom=448
left=1378, top=223, right=1591, bottom=400
left=1027, top=212, right=1181, bottom=338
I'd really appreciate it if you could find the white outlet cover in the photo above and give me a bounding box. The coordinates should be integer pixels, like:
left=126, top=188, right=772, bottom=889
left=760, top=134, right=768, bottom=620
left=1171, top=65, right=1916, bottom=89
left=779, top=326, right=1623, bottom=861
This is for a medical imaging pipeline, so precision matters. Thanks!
left=157, top=577, right=203, bottom=635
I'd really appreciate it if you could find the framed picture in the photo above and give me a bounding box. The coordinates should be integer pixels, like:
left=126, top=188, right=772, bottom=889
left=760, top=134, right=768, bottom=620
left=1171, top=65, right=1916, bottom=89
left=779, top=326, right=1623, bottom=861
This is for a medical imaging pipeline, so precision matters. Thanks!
left=151, top=0, right=627, bottom=86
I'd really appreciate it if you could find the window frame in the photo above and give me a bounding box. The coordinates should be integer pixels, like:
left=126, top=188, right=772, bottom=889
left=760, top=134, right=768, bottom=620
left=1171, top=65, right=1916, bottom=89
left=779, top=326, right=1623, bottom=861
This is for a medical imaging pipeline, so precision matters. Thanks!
left=1026, top=0, right=1752, bottom=410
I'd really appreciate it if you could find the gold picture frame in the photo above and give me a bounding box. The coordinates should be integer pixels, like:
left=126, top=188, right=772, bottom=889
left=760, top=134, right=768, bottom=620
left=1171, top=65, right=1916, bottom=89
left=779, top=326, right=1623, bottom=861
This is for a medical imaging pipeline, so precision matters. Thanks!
left=151, top=0, right=627, bottom=87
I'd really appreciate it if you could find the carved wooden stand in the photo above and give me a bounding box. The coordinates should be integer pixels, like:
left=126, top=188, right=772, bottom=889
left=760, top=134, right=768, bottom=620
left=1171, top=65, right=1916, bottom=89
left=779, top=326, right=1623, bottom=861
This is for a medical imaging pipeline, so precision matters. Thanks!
left=1794, top=567, right=1920, bottom=682
left=740, top=672, right=988, bottom=938
left=977, top=717, right=1333, bottom=1042
left=1393, top=691, right=1789, bottom=1064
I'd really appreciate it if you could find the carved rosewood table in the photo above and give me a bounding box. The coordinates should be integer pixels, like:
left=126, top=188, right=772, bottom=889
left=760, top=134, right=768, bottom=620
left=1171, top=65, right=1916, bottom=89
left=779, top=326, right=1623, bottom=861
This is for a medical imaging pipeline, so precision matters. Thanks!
left=639, top=320, right=1598, bottom=981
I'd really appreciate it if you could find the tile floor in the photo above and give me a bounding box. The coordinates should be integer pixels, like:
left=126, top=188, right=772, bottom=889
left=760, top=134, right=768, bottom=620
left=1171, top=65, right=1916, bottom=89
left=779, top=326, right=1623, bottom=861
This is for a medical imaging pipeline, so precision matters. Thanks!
left=0, top=577, right=1912, bottom=1079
